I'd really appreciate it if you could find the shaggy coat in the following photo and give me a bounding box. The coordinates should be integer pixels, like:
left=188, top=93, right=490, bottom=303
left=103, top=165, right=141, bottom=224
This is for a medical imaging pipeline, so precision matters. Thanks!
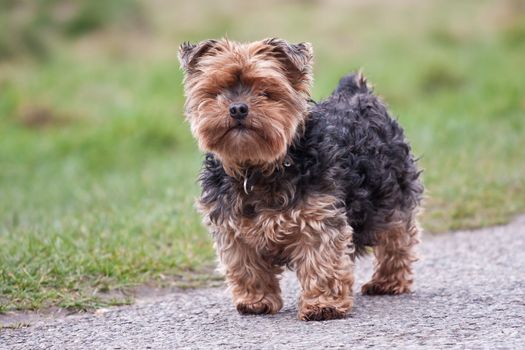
left=200, top=74, right=422, bottom=256
left=179, top=38, right=423, bottom=321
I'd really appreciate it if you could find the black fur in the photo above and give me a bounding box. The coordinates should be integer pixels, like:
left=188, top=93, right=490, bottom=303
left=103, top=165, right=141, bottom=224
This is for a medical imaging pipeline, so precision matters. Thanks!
left=200, top=73, right=423, bottom=256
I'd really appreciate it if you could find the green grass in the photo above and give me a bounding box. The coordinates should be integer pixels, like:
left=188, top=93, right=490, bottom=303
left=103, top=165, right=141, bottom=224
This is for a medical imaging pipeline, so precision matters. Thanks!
left=1, top=0, right=525, bottom=311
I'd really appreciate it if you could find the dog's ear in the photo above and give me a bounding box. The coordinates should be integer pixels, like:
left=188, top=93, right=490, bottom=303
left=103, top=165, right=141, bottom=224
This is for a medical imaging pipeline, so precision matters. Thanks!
left=262, top=38, right=314, bottom=93
left=178, top=39, right=218, bottom=72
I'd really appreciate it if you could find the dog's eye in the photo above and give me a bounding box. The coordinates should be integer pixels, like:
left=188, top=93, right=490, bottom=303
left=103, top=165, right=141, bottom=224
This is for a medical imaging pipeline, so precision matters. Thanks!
left=259, top=91, right=270, bottom=98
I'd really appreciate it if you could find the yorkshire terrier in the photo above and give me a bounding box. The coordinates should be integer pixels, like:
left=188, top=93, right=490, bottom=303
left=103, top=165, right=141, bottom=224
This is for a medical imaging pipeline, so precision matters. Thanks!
left=178, top=38, right=423, bottom=321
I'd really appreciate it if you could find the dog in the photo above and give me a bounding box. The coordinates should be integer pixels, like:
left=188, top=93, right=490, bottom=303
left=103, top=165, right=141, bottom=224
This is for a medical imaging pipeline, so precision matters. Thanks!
left=178, top=38, right=423, bottom=321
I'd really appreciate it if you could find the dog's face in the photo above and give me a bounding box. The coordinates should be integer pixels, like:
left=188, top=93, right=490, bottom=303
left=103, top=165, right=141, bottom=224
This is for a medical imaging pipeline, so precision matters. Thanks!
left=179, top=38, right=313, bottom=175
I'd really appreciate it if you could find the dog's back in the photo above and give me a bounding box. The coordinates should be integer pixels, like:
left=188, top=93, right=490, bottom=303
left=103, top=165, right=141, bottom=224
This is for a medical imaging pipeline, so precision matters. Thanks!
left=304, top=73, right=423, bottom=253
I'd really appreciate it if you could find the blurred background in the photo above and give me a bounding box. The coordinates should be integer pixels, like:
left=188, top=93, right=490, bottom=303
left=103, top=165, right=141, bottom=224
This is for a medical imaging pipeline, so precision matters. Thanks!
left=1, top=0, right=524, bottom=311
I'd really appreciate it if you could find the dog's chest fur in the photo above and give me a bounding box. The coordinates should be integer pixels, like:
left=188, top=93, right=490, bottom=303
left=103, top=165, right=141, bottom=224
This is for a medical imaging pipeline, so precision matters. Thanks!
left=198, top=158, right=334, bottom=263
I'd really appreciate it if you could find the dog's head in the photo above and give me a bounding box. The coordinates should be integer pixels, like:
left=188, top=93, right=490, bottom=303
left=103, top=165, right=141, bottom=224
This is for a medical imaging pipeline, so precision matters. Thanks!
left=179, top=38, right=313, bottom=175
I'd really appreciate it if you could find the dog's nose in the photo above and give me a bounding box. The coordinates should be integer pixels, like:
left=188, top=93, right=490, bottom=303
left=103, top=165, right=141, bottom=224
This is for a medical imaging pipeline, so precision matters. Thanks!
left=229, top=103, right=249, bottom=120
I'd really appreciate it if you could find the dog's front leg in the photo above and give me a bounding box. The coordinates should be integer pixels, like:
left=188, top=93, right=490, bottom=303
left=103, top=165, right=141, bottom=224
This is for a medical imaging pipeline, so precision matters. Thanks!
left=215, top=234, right=283, bottom=315
left=292, top=221, right=355, bottom=321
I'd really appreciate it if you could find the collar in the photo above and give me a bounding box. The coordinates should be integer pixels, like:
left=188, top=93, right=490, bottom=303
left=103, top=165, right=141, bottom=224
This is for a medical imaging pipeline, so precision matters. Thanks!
left=242, top=156, right=293, bottom=195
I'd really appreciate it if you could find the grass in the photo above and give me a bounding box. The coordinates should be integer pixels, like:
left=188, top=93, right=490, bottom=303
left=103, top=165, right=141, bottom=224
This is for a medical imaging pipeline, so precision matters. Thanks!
left=1, top=0, right=525, bottom=311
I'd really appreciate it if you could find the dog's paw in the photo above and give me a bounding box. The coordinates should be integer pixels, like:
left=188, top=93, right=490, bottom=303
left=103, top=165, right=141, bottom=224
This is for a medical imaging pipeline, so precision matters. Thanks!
left=236, top=295, right=282, bottom=315
left=236, top=301, right=272, bottom=315
left=361, top=280, right=412, bottom=295
left=298, top=305, right=348, bottom=321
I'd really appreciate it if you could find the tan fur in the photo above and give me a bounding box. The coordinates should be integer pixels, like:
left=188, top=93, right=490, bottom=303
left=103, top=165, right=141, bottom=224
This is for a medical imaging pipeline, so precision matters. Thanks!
left=199, top=194, right=355, bottom=320
left=361, top=219, right=420, bottom=295
left=180, top=39, right=312, bottom=176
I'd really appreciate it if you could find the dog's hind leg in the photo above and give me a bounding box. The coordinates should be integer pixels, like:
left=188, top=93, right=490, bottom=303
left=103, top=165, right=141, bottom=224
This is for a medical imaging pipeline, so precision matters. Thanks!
left=361, top=217, right=420, bottom=295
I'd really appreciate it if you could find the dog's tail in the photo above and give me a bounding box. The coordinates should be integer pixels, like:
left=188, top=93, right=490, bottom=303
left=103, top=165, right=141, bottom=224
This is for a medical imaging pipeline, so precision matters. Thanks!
left=332, top=71, right=371, bottom=97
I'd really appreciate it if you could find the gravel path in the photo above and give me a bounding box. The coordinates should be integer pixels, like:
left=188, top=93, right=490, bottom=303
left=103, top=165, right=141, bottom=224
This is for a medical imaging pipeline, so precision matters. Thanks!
left=2, top=216, right=525, bottom=349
